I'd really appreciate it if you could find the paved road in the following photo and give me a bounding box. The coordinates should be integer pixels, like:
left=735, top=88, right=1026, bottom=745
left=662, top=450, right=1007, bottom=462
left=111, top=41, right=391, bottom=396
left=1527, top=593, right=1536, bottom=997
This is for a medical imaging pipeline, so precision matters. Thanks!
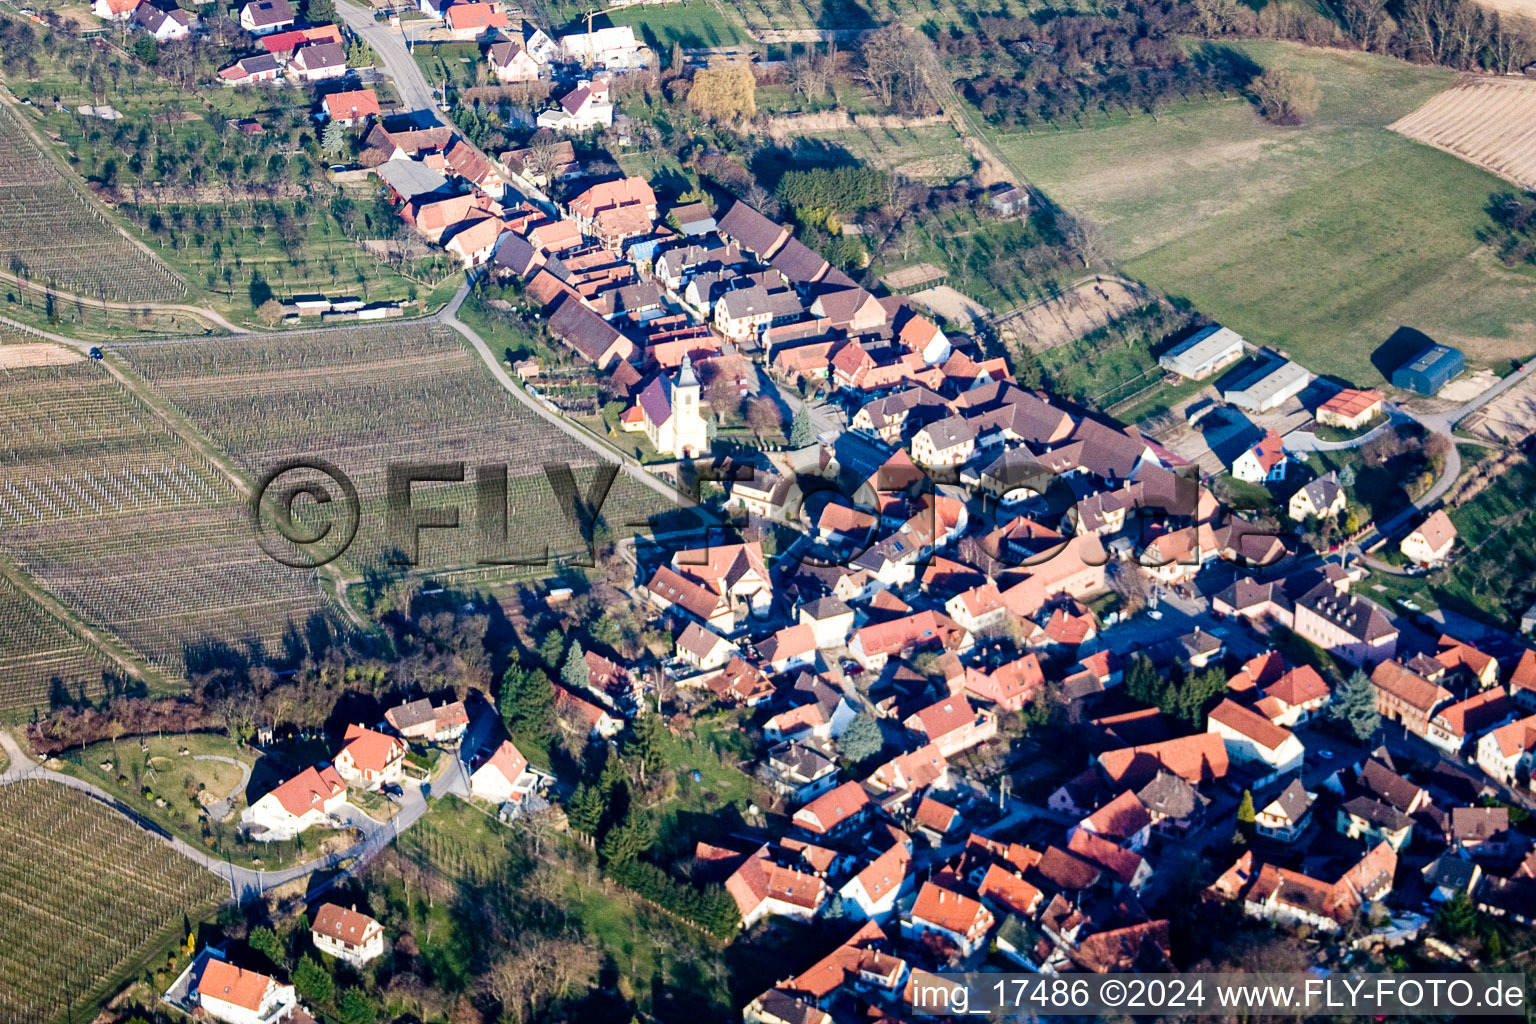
left=337, top=0, right=438, bottom=112
left=195, top=754, right=252, bottom=822
left=0, top=728, right=431, bottom=903
left=439, top=278, right=694, bottom=508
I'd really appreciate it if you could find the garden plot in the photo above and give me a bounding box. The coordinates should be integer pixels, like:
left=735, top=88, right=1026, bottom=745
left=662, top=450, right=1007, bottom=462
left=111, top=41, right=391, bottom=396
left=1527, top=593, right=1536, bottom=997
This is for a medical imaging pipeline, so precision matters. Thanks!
left=1389, top=76, right=1536, bottom=190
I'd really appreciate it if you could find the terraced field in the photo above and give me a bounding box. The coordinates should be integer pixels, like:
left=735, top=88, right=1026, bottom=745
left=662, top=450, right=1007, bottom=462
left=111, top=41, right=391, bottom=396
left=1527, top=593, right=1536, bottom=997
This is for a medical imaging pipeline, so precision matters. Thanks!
left=0, top=102, right=185, bottom=303
left=0, top=360, right=330, bottom=685
left=121, top=324, right=672, bottom=571
left=0, top=780, right=225, bottom=1024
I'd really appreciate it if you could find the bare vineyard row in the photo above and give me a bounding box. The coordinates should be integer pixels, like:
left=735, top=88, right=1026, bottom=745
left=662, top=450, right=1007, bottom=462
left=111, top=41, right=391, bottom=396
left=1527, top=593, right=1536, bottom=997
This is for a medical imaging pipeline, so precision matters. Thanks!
left=0, top=573, right=111, bottom=710
left=1390, top=78, right=1536, bottom=191
left=0, top=103, right=185, bottom=303
left=0, top=781, right=224, bottom=1024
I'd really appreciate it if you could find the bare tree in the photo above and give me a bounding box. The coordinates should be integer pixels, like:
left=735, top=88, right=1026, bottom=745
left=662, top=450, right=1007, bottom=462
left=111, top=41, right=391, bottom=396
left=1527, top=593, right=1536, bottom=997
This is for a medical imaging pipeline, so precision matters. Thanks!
left=1060, top=212, right=1110, bottom=269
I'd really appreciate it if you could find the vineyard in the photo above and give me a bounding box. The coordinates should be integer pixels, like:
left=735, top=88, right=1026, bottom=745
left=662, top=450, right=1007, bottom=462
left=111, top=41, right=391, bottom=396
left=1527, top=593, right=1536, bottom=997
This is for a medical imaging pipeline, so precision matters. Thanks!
left=0, top=780, right=225, bottom=1024
left=0, top=103, right=185, bottom=303
left=0, top=360, right=331, bottom=685
left=1389, top=76, right=1536, bottom=191
left=121, top=324, right=673, bottom=571
left=0, top=572, right=112, bottom=711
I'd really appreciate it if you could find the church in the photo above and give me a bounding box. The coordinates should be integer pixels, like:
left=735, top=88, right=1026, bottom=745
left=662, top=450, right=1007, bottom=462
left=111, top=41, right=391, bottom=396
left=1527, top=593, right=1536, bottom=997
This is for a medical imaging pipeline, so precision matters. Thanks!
left=632, top=354, right=709, bottom=459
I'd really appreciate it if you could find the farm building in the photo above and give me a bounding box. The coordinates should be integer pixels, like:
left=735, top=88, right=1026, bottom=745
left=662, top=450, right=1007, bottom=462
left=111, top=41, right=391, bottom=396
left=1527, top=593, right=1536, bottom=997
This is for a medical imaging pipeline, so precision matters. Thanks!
left=1158, top=325, right=1245, bottom=380
left=1317, top=388, right=1385, bottom=430
left=1393, top=344, right=1465, bottom=395
left=1223, top=359, right=1312, bottom=413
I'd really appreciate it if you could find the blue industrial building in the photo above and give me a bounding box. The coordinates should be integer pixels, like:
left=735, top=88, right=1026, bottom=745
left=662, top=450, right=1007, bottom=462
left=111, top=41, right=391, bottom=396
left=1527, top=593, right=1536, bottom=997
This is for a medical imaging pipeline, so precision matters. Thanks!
left=1392, top=343, right=1465, bottom=395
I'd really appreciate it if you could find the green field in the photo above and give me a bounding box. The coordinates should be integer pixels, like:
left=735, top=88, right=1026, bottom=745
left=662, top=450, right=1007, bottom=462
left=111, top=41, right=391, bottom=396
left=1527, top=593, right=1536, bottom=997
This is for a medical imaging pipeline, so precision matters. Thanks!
left=989, top=41, right=1536, bottom=386
left=604, top=2, right=749, bottom=49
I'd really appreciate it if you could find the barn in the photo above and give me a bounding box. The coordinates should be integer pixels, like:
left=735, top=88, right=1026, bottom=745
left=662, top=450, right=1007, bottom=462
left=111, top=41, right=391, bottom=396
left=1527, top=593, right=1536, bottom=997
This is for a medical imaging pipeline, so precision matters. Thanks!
left=1392, top=344, right=1465, bottom=395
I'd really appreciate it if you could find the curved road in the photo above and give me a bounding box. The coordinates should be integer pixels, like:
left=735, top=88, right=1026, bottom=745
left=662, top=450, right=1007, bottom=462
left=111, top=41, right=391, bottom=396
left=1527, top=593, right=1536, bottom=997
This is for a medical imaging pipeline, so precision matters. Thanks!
left=440, top=279, right=697, bottom=508
left=0, top=729, right=430, bottom=903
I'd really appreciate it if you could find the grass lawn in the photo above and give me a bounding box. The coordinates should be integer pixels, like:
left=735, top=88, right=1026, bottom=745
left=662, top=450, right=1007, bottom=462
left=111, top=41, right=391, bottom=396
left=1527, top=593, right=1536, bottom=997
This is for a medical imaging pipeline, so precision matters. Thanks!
left=47, top=731, right=309, bottom=868
left=988, top=41, right=1536, bottom=386
left=1434, top=457, right=1536, bottom=628
left=603, top=2, right=749, bottom=49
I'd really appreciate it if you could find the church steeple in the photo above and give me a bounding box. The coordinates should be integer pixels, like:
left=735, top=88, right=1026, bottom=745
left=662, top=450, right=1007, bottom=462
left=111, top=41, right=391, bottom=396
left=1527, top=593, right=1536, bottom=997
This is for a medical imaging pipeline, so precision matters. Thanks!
left=677, top=352, right=698, bottom=389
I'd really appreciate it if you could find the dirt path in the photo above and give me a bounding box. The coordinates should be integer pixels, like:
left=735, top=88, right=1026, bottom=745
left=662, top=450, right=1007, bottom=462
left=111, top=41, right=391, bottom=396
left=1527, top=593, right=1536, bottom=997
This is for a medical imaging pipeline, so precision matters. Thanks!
left=0, top=268, right=244, bottom=334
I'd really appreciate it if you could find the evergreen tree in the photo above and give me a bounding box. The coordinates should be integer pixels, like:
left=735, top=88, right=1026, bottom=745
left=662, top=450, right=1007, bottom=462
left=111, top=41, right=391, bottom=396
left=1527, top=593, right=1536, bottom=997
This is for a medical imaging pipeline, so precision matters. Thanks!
left=599, top=816, right=651, bottom=866
left=566, top=782, right=604, bottom=836
left=321, top=119, right=347, bottom=158
left=539, top=628, right=565, bottom=668
left=838, top=713, right=883, bottom=763
left=293, top=955, right=332, bottom=1005
left=788, top=403, right=817, bottom=447
left=336, top=988, right=376, bottom=1024
left=1123, top=655, right=1162, bottom=706
left=1436, top=891, right=1477, bottom=938
left=1329, top=669, right=1381, bottom=741
left=248, top=926, right=285, bottom=970
left=1338, top=462, right=1357, bottom=488
left=562, top=639, right=590, bottom=690
left=500, top=663, right=555, bottom=743
left=1236, top=789, right=1256, bottom=830
left=624, top=712, right=666, bottom=782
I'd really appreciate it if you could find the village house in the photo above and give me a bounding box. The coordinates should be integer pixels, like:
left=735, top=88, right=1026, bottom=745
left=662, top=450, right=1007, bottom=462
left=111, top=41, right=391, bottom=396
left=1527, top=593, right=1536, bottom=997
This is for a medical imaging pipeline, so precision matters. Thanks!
left=468, top=739, right=540, bottom=805
left=1230, top=429, right=1289, bottom=484
left=1424, top=689, right=1517, bottom=755
left=763, top=741, right=839, bottom=803
left=322, top=88, right=381, bottom=127
left=242, top=764, right=347, bottom=840
left=311, top=903, right=385, bottom=966
left=792, top=780, right=870, bottom=836
left=538, top=79, right=613, bottom=131
left=1400, top=509, right=1458, bottom=568
left=1288, top=472, right=1345, bottom=522
left=676, top=621, right=737, bottom=672
left=334, top=724, right=407, bottom=790
left=239, top=0, right=294, bottom=34
left=1370, top=660, right=1452, bottom=735
left=218, top=54, right=282, bottom=85
left=1254, top=778, right=1314, bottom=843
left=1206, top=699, right=1305, bottom=775
left=488, top=39, right=542, bottom=82
left=1293, top=584, right=1398, bottom=667
left=195, top=959, right=298, bottom=1024
left=444, top=1, right=506, bottom=39
left=384, top=697, right=469, bottom=743
left=131, top=3, right=196, bottom=40
left=799, top=597, right=855, bottom=649
left=93, top=0, right=139, bottom=21
left=1207, top=842, right=1396, bottom=934
left=838, top=842, right=911, bottom=920
left=903, top=694, right=998, bottom=758
left=903, top=880, right=996, bottom=957
left=290, top=41, right=348, bottom=81
left=1476, top=714, right=1536, bottom=786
